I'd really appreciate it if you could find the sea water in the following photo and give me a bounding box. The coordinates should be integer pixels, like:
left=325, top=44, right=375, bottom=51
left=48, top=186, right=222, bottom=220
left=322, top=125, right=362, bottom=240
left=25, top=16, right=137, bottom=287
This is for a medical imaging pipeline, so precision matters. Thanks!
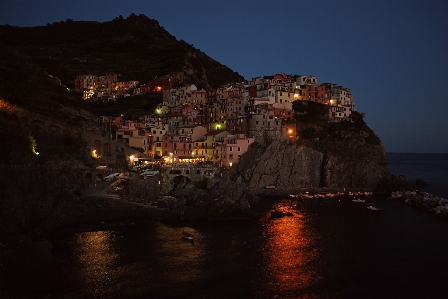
left=50, top=153, right=448, bottom=299
left=386, top=152, right=448, bottom=198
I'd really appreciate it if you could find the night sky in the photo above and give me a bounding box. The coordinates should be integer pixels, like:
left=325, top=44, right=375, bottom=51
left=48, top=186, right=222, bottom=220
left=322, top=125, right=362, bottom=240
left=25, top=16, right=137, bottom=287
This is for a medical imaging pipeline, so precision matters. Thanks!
left=1, top=0, right=447, bottom=153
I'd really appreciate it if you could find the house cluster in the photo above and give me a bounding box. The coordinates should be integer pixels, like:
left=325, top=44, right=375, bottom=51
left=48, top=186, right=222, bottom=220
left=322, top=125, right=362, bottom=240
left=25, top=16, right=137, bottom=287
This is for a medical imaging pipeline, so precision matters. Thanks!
left=75, top=72, right=184, bottom=101
left=97, top=73, right=355, bottom=166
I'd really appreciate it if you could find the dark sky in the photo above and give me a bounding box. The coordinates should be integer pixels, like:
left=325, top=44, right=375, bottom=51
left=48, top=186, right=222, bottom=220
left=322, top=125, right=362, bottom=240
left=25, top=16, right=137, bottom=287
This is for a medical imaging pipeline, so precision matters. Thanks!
left=1, top=0, right=447, bottom=153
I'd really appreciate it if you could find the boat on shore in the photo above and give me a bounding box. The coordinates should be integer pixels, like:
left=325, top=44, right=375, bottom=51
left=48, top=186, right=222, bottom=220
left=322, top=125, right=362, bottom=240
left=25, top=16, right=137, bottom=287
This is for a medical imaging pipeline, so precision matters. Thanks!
left=367, top=203, right=381, bottom=213
left=182, top=231, right=194, bottom=241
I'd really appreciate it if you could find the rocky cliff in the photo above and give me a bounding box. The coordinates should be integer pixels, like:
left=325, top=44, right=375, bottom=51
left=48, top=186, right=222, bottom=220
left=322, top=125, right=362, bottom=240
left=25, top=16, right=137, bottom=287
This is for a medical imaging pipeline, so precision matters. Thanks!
left=230, top=102, right=396, bottom=193
left=232, top=140, right=390, bottom=191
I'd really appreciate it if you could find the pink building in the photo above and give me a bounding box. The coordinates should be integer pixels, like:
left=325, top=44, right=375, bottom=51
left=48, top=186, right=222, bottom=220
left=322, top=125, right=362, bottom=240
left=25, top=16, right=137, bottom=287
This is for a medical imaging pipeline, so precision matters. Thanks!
left=329, top=106, right=352, bottom=122
left=163, top=133, right=193, bottom=162
left=217, top=134, right=254, bottom=166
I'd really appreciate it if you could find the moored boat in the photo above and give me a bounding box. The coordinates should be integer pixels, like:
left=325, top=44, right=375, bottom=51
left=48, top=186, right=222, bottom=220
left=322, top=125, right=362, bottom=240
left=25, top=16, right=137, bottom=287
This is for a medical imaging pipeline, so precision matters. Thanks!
left=352, top=198, right=365, bottom=203
left=367, top=203, right=381, bottom=212
left=182, top=231, right=194, bottom=240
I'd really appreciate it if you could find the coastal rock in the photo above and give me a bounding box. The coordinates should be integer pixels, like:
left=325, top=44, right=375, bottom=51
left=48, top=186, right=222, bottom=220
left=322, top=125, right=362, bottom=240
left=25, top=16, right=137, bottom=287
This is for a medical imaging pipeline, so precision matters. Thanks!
left=376, top=174, right=414, bottom=195
left=416, top=178, right=430, bottom=187
left=234, top=140, right=390, bottom=191
left=167, top=178, right=260, bottom=219
left=389, top=191, right=448, bottom=218
left=269, top=210, right=287, bottom=219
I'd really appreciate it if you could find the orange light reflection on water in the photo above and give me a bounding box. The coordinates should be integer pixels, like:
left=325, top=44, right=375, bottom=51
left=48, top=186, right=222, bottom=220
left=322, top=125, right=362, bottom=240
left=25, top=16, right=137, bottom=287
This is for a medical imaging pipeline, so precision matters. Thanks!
left=73, top=230, right=121, bottom=297
left=260, top=202, right=321, bottom=298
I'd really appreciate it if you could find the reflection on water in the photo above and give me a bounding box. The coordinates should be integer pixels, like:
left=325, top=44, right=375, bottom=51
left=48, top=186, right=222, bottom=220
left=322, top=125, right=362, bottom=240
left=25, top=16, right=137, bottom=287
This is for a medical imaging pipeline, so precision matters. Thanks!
left=257, top=199, right=321, bottom=298
left=71, top=230, right=122, bottom=298
left=59, top=200, right=324, bottom=298
left=55, top=196, right=448, bottom=298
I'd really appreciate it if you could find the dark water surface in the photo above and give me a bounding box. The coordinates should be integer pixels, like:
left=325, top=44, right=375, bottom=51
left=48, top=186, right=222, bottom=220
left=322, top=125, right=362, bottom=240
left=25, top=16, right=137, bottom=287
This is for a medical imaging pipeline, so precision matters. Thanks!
left=53, top=196, right=448, bottom=299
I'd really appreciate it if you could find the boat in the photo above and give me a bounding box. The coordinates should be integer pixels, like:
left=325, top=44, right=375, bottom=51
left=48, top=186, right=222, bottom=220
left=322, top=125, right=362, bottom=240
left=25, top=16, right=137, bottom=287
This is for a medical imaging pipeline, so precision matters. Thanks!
left=367, top=203, right=381, bottom=212
left=182, top=231, right=194, bottom=241
left=352, top=198, right=365, bottom=203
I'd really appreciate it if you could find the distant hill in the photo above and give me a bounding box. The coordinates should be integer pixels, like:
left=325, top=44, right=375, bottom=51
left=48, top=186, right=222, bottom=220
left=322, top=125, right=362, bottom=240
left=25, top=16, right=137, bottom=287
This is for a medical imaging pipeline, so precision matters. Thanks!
left=0, top=13, right=245, bottom=90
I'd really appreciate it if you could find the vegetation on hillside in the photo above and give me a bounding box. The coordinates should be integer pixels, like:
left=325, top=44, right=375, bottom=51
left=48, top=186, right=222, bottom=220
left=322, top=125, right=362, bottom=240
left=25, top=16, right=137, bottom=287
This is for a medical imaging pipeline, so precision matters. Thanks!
left=87, top=93, right=162, bottom=119
left=0, top=99, right=33, bottom=161
left=293, top=101, right=382, bottom=155
left=0, top=45, right=84, bottom=112
left=0, top=13, right=244, bottom=89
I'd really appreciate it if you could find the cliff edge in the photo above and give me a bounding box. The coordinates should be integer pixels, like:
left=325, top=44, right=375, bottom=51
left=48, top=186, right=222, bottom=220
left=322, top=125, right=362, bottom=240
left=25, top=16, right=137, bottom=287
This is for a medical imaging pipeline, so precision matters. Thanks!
left=230, top=101, right=401, bottom=193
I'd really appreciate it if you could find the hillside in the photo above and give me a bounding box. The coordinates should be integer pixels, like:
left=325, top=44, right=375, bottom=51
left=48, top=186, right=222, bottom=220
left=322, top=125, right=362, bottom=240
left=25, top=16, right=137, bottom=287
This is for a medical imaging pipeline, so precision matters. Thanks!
left=0, top=14, right=245, bottom=162
left=0, top=13, right=244, bottom=90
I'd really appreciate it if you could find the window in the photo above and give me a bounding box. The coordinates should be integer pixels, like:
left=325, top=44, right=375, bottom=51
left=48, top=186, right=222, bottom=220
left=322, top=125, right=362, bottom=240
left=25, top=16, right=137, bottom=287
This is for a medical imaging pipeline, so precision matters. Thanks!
left=238, top=147, right=241, bottom=152
left=230, top=147, right=233, bottom=152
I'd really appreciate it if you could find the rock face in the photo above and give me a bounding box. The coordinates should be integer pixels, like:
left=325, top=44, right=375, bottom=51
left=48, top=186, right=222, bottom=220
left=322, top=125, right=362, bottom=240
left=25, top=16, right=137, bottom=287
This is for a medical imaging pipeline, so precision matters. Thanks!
left=166, top=178, right=260, bottom=219
left=416, top=178, right=430, bottom=187
left=233, top=140, right=391, bottom=191
left=249, top=144, right=323, bottom=189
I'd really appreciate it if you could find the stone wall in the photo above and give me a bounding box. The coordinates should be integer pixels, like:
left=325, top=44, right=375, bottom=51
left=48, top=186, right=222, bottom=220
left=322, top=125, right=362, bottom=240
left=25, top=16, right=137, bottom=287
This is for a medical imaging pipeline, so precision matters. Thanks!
left=159, top=164, right=221, bottom=195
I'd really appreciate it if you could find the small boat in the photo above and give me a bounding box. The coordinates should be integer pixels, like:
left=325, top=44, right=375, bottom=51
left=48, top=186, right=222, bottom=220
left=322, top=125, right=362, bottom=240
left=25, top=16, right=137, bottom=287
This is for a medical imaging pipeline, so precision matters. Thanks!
left=367, top=203, right=381, bottom=212
left=352, top=198, right=365, bottom=203
left=182, top=231, right=194, bottom=240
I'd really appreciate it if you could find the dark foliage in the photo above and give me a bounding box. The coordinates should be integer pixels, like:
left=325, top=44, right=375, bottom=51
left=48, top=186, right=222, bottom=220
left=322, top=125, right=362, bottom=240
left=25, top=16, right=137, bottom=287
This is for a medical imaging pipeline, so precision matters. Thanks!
left=0, top=109, right=32, bottom=162
left=0, top=14, right=245, bottom=89
left=88, top=93, right=162, bottom=118
left=292, top=101, right=382, bottom=155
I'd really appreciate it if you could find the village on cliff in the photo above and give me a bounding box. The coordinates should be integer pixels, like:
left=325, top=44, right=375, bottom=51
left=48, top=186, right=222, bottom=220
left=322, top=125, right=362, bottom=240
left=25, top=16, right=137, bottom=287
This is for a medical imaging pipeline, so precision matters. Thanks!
left=75, top=72, right=355, bottom=166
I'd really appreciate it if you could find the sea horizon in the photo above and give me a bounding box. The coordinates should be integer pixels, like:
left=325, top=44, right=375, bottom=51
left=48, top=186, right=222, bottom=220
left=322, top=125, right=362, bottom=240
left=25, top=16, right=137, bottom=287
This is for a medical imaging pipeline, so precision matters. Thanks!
left=386, top=152, right=448, bottom=199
